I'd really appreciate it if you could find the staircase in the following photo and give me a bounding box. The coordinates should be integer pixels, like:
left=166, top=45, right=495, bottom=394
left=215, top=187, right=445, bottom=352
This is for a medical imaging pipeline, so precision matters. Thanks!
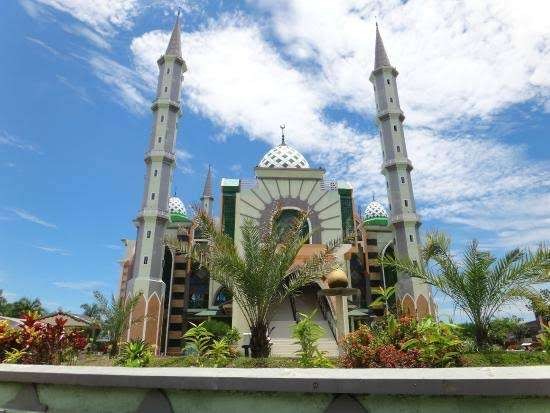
left=269, top=291, right=339, bottom=357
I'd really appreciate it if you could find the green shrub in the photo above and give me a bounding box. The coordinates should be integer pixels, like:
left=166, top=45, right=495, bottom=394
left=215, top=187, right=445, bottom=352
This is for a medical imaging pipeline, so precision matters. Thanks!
left=537, top=325, right=550, bottom=352
left=291, top=311, right=332, bottom=368
left=340, top=315, right=463, bottom=368
left=183, top=322, right=236, bottom=367
left=115, top=339, right=152, bottom=367
left=462, top=351, right=550, bottom=366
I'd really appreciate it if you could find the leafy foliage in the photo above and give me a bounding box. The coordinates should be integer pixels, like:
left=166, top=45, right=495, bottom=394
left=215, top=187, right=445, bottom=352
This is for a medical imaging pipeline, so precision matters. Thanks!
left=459, top=317, right=529, bottom=350
left=0, top=313, right=86, bottom=364
left=93, top=291, right=142, bottom=357
left=115, top=339, right=153, bottom=367
left=291, top=311, right=332, bottom=367
left=340, top=315, right=463, bottom=368
left=369, top=286, right=396, bottom=315
left=182, top=322, right=235, bottom=367
left=525, top=289, right=550, bottom=323
left=382, top=232, right=550, bottom=347
left=537, top=325, right=550, bottom=352
left=0, top=291, right=45, bottom=318
left=195, top=206, right=338, bottom=358
left=202, top=319, right=240, bottom=345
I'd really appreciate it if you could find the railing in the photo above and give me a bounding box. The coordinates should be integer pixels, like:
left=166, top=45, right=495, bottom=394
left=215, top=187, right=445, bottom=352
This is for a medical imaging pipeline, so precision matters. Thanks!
left=317, top=295, right=337, bottom=341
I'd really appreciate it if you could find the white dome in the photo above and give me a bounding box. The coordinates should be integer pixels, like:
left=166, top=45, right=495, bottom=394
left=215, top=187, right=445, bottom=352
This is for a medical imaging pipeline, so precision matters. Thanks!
left=363, top=201, right=388, bottom=225
left=169, top=196, right=188, bottom=217
left=259, top=143, right=309, bottom=169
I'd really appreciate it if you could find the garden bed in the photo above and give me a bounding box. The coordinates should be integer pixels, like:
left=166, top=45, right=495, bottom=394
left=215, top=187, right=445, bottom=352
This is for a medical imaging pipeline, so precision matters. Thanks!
left=74, top=351, right=550, bottom=368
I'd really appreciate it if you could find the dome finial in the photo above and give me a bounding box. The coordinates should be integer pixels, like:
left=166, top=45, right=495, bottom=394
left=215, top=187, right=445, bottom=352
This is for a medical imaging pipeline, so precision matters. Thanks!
left=280, top=124, right=286, bottom=145
left=372, top=191, right=375, bottom=201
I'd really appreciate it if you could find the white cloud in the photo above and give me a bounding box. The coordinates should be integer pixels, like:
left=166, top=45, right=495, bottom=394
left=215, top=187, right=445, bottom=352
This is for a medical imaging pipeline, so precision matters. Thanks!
left=175, top=148, right=193, bottom=174
left=0, top=131, right=40, bottom=153
left=26, top=36, right=63, bottom=58
left=30, top=0, right=139, bottom=36
left=8, top=208, right=57, bottom=229
left=33, top=245, right=70, bottom=256
left=89, top=54, right=148, bottom=113
left=53, top=280, right=106, bottom=292
left=56, top=75, right=93, bottom=104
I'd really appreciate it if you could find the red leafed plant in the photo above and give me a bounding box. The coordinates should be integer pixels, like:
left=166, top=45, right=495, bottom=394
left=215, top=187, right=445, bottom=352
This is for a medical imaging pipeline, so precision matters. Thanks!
left=340, top=314, right=463, bottom=368
left=1, top=312, right=87, bottom=365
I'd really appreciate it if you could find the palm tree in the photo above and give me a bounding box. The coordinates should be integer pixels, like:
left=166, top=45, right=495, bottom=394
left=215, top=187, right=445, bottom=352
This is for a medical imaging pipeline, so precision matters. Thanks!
left=10, top=297, right=44, bottom=317
left=196, top=207, right=338, bottom=358
left=80, top=303, right=101, bottom=320
left=369, top=285, right=396, bottom=315
left=382, top=232, right=549, bottom=347
left=93, top=291, right=142, bottom=357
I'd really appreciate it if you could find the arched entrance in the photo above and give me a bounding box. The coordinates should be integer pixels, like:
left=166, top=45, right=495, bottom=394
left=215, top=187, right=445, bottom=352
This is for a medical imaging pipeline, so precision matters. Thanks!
left=275, top=208, right=310, bottom=244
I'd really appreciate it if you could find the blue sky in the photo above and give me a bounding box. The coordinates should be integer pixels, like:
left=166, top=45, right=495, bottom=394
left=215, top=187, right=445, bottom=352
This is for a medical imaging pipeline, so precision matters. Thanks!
left=0, top=0, right=549, bottom=320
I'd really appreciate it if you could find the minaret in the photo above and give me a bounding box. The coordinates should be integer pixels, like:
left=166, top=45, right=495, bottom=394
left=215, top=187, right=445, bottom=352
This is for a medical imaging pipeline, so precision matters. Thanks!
left=200, top=165, right=214, bottom=216
left=369, top=24, right=434, bottom=317
left=126, top=14, right=187, bottom=344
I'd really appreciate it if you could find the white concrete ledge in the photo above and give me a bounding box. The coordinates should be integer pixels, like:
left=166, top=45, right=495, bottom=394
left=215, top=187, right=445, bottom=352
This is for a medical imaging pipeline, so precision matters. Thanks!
left=0, top=365, right=549, bottom=396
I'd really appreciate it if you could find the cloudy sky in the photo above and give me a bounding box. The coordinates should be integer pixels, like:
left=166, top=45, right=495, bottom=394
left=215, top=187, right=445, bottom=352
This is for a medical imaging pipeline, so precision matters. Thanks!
left=0, top=0, right=548, bottom=319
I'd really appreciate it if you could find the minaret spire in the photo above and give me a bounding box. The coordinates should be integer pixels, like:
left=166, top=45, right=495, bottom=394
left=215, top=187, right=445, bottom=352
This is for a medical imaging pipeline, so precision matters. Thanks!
left=374, top=23, right=391, bottom=70
left=280, top=124, right=286, bottom=145
left=201, top=165, right=214, bottom=216
left=165, top=10, right=182, bottom=57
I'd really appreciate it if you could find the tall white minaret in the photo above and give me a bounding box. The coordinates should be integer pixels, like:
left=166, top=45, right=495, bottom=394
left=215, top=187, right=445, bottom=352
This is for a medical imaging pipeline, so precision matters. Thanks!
left=129, top=14, right=187, bottom=301
left=369, top=24, right=435, bottom=317
left=200, top=165, right=214, bottom=216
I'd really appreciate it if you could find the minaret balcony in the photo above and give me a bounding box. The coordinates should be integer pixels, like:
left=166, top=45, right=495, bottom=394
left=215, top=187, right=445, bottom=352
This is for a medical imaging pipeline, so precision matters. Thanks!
left=381, top=158, right=413, bottom=171
left=151, top=99, right=181, bottom=112
left=377, top=110, right=405, bottom=122
left=390, top=212, right=422, bottom=225
left=136, top=208, right=170, bottom=221
left=144, top=150, right=176, bottom=164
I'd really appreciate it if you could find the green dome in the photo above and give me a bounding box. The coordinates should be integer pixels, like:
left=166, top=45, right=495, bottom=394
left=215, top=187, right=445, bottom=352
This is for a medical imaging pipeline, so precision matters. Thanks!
left=363, top=200, right=389, bottom=226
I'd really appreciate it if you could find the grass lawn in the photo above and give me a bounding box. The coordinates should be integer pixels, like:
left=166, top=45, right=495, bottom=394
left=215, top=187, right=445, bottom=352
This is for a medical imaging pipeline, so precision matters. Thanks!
left=75, top=351, right=550, bottom=368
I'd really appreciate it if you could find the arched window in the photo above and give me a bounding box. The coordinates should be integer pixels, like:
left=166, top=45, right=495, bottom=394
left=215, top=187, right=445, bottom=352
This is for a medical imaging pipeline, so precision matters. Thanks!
left=189, top=262, right=209, bottom=309
left=275, top=209, right=310, bottom=243
left=214, top=288, right=232, bottom=306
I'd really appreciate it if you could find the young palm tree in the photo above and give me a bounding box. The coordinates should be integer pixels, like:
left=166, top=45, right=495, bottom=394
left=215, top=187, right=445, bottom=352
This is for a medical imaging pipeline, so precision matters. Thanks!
left=196, top=207, right=338, bottom=358
left=93, top=291, right=142, bottom=357
left=382, top=232, right=549, bottom=347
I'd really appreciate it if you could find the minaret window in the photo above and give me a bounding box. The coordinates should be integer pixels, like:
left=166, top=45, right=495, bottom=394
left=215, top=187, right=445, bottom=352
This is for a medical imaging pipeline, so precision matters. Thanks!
left=146, top=230, right=151, bottom=238
left=161, top=115, right=164, bottom=122
left=151, top=193, right=156, bottom=200
left=393, top=125, right=397, bottom=131
left=387, top=79, right=390, bottom=85
left=401, top=177, right=405, bottom=183
left=154, top=170, right=158, bottom=177
left=164, top=86, right=168, bottom=92
left=144, top=256, right=149, bottom=264
left=167, top=68, right=170, bottom=74
left=158, top=137, right=162, bottom=143
left=396, top=145, right=401, bottom=152
left=404, top=200, right=408, bottom=207
left=389, top=97, right=393, bottom=103
left=409, top=235, right=414, bottom=242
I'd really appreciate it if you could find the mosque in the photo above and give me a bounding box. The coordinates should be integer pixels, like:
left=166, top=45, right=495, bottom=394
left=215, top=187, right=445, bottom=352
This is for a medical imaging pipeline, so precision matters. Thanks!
left=117, top=17, right=436, bottom=355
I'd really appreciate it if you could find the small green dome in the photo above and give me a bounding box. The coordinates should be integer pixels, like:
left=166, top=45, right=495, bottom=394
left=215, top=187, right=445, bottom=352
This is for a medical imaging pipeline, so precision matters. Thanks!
left=169, top=197, right=190, bottom=223
left=363, top=200, right=389, bottom=226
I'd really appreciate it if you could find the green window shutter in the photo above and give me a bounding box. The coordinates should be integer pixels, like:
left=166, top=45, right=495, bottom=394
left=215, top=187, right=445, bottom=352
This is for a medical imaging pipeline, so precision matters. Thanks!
left=338, top=188, right=353, bottom=239
left=221, top=186, right=239, bottom=240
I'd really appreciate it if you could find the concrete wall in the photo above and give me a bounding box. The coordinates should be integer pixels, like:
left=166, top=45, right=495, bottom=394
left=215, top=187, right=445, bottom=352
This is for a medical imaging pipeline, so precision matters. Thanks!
left=0, top=365, right=548, bottom=413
